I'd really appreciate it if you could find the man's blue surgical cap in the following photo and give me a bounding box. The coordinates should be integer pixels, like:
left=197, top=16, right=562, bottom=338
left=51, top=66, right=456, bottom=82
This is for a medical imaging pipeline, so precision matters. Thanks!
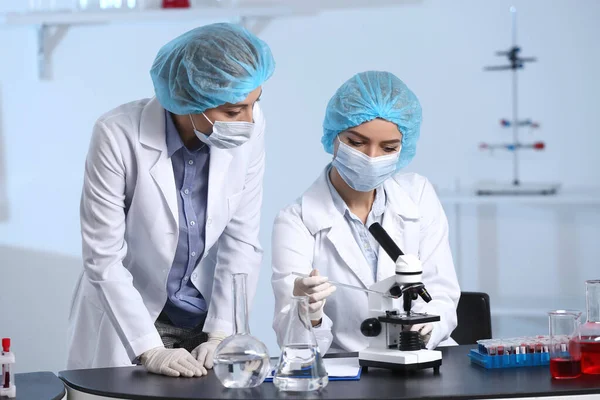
left=322, top=71, right=422, bottom=169
left=150, top=23, right=275, bottom=115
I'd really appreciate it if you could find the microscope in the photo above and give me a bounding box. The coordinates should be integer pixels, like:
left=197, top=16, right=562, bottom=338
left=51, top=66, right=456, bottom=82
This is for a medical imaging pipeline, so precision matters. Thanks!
left=358, top=223, right=442, bottom=373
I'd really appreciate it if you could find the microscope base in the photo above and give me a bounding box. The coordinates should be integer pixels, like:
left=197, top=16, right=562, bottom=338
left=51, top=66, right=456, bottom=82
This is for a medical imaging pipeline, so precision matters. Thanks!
left=358, top=348, right=442, bottom=373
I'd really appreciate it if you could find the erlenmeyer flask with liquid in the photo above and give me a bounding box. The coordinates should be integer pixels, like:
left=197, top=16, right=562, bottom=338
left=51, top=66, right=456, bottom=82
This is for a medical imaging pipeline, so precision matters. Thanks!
left=273, top=296, right=328, bottom=391
left=580, top=279, right=600, bottom=375
left=212, top=273, right=271, bottom=388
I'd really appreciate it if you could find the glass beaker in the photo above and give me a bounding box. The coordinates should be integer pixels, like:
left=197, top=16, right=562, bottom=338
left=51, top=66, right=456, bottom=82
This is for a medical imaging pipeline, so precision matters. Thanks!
left=213, top=273, right=270, bottom=388
left=548, top=310, right=581, bottom=379
left=580, top=280, right=600, bottom=375
left=273, top=296, right=328, bottom=392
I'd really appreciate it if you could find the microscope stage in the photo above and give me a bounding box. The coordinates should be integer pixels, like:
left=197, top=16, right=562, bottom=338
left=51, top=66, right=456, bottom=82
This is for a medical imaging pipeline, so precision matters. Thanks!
left=378, top=313, right=440, bottom=325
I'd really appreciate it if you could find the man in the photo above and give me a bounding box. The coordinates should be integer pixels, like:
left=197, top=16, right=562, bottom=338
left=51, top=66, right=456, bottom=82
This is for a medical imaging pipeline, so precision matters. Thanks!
left=66, top=23, right=275, bottom=378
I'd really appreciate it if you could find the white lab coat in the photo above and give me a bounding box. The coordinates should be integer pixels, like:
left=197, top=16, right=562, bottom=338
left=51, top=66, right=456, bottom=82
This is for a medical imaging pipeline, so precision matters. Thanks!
left=271, top=169, right=460, bottom=354
left=67, top=98, right=265, bottom=369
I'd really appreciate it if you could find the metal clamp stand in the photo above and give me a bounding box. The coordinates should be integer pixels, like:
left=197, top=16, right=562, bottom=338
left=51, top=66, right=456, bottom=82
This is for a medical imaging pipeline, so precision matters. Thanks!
left=477, top=6, right=559, bottom=196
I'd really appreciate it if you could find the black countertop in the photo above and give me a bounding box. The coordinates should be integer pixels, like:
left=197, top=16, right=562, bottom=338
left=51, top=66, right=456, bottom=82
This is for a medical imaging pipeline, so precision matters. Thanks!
left=14, top=371, right=65, bottom=400
left=59, top=345, right=600, bottom=400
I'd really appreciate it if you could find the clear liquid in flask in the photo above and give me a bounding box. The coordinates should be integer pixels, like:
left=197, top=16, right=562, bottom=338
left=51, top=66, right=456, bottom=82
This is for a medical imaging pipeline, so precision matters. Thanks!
left=273, top=344, right=328, bottom=392
left=213, top=351, right=270, bottom=389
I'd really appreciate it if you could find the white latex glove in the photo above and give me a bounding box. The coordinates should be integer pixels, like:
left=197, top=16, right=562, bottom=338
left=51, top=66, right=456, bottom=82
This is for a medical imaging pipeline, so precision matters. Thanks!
left=293, top=269, right=336, bottom=321
left=141, top=346, right=206, bottom=377
left=191, top=331, right=228, bottom=369
left=410, top=323, right=433, bottom=347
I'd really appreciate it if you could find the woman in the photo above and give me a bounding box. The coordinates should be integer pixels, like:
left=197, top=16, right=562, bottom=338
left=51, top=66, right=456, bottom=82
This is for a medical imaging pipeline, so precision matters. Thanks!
left=67, top=23, right=275, bottom=377
left=271, top=71, right=460, bottom=354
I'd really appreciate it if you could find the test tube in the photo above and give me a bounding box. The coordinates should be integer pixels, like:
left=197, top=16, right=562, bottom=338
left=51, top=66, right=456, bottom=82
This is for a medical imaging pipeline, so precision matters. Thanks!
left=1, top=338, right=11, bottom=390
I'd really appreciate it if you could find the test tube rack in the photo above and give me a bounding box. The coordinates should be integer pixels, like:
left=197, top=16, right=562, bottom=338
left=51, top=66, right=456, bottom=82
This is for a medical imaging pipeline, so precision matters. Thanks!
left=470, top=336, right=551, bottom=369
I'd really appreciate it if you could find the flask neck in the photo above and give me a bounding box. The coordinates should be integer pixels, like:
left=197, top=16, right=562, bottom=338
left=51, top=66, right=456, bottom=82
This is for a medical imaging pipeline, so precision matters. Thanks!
left=233, top=274, right=250, bottom=335
left=282, top=296, right=318, bottom=347
left=586, top=281, right=600, bottom=323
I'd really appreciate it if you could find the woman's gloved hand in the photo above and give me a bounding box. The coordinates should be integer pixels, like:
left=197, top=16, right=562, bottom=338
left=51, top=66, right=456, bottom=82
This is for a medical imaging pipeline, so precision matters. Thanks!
left=409, top=323, right=433, bottom=347
left=293, top=269, right=336, bottom=322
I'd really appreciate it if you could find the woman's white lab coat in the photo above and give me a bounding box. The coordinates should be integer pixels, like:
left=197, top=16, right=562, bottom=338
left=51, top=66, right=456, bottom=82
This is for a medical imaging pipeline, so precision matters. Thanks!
left=67, top=98, right=265, bottom=369
left=271, top=169, right=460, bottom=354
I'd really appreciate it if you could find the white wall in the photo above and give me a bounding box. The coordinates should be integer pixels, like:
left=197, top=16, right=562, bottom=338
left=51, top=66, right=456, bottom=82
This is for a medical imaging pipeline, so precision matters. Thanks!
left=0, top=0, right=598, bottom=373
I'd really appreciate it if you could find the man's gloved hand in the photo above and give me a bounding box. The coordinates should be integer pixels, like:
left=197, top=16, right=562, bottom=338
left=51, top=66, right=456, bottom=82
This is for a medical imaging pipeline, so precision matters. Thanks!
left=293, top=269, right=336, bottom=322
left=410, top=323, right=433, bottom=347
left=191, top=332, right=228, bottom=369
left=141, top=346, right=206, bottom=377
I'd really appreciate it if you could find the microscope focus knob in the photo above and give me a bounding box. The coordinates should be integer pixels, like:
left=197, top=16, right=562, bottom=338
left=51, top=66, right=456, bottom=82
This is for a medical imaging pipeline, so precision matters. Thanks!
left=360, top=318, right=382, bottom=337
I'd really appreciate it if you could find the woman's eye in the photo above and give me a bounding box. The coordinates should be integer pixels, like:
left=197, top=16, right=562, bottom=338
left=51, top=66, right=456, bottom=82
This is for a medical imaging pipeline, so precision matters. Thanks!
left=384, top=147, right=399, bottom=153
left=347, top=139, right=363, bottom=147
left=226, top=111, right=241, bottom=117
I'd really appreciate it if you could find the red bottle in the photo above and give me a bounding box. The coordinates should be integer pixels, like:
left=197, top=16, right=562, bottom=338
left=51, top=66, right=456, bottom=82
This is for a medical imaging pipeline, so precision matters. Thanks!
left=162, top=0, right=190, bottom=8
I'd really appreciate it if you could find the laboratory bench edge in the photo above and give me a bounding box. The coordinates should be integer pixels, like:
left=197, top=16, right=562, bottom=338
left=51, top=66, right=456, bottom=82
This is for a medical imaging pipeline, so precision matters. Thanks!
left=57, top=346, right=600, bottom=400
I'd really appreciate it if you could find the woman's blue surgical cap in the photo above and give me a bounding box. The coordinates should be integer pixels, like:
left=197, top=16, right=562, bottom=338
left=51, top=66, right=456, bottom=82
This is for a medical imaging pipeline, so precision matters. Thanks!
left=322, top=71, right=422, bottom=169
left=150, top=23, right=275, bottom=115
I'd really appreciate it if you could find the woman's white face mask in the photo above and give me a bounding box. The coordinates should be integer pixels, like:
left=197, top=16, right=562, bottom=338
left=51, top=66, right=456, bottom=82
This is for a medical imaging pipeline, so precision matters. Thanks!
left=189, top=113, right=254, bottom=149
left=332, top=136, right=400, bottom=192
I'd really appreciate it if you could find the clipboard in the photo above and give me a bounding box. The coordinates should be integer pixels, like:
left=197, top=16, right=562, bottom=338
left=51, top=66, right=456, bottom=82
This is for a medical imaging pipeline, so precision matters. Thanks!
left=264, top=357, right=362, bottom=382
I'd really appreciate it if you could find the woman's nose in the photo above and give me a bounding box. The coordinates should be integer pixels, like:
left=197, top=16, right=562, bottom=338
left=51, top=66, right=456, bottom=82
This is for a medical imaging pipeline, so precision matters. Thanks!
left=241, top=108, right=253, bottom=123
left=365, top=146, right=381, bottom=158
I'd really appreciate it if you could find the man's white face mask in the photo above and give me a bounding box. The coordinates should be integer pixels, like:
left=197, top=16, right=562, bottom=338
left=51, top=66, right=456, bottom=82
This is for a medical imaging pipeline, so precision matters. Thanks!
left=189, top=113, right=254, bottom=149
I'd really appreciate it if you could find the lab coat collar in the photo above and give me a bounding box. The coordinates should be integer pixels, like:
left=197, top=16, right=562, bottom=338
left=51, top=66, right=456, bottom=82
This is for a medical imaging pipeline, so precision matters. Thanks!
left=301, top=168, right=421, bottom=289
left=301, top=168, right=420, bottom=235
left=301, top=168, right=344, bottom=235
left=301, top=169, right=372, bottom=287
left=375, top=173, right=421, bottom=282
left=384, top=173, right=421, bottom=220
left=140, top=97, right=167, bottom=151
left=139, top=97, right=178, bottom=230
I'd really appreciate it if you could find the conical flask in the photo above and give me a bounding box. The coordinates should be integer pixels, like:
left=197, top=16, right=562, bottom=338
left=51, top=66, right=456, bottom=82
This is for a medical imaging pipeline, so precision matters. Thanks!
left=213, top=273, right=270, bottom=388
left=273, top=296, right=328, bottom=391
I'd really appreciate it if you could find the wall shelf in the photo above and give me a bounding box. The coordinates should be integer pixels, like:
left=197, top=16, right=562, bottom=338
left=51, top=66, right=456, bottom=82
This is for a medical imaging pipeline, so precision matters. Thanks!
left=0, top=0, right=417, bottom=80
left=492, top=308, right=548, bottom=318
left=0, top=5, right=315, bottom=80
left=437, top=187, right=598, bottom=328
left=438, top=188, right=600, bottom=205
left=0, top=5, right=310, bottom=26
